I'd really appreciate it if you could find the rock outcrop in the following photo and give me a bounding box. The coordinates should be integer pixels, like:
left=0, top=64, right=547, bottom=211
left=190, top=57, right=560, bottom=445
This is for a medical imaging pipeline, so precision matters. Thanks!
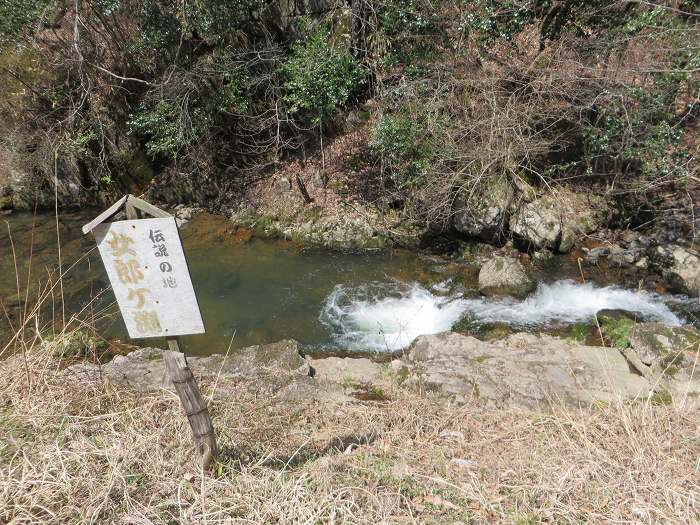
left=477, top=256, right=535, bottom=298
left=509, top=196, right=562, bottom=249
left=65, top=323, right=699, bottom=411
left=509, top=191, right=609, bottom=252
left=234, top=203, right=425, bottom=250
left=650, top=244, right=700, bottom=296
left=398, top=332, right=651, bottom=409
left=65, top=340, right=316, bottom=401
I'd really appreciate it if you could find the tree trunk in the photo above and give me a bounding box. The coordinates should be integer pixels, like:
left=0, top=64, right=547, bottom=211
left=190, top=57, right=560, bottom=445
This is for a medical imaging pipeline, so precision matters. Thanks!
left=351, top=0, right=369, bottom=62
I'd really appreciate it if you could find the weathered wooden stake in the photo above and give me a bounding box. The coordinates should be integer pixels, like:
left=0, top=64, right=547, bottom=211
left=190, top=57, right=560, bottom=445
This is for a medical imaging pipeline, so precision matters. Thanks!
left=164, top=337, right=217, bottom=469
left=126, top=200, right=217, bottom=469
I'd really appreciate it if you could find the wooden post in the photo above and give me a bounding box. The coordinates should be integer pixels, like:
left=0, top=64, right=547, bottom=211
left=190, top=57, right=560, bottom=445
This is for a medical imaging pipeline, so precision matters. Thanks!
left=164, top=337, right=217, bottom=469
left=123, top=198, right=217, bottom=469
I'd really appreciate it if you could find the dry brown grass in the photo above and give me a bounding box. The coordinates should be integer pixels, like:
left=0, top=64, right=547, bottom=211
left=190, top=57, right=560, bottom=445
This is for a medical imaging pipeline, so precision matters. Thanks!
left=1, top=340, right=699, bottom=524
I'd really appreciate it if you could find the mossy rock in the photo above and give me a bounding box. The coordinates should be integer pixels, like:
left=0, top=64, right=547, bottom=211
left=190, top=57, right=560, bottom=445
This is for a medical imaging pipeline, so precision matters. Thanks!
left=478, top=323, right=514, bottom=342
left=597, top=314, right=635, bottom=349
left=627, top=322, right=700, bottom=380
left=452, top=314, right=479, bottom=333
left=566, top=322, right=594, bottom=343
left=51, top=330, right=108, bottom=359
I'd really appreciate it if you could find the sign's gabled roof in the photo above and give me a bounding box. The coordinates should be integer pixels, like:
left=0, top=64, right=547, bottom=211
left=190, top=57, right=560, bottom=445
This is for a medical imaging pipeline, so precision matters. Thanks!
left=82, top=194, right=171, bottom=234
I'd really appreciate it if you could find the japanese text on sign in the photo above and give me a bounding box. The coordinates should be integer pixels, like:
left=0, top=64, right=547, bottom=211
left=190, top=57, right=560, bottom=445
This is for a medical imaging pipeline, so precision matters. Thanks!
left=94, top=217, right=205, bottom=338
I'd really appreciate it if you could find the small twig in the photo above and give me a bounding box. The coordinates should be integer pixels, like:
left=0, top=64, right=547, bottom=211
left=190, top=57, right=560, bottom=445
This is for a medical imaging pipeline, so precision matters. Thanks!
left=86, top=62, right=154, bottom=86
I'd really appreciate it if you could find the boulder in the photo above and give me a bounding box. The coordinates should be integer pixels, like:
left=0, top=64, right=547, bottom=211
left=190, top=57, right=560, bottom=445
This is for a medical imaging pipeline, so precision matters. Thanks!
left=509, top=191, right=609, bottom=252
left=312, top=169, right=328, bottom=188
left=400, top=332, right=650, bottom=409
left=558, top=192, right=610, bottom=253
left=628, top=323, right=700, bottom=390
left=344, top=108, right=370, bottom=131
left=478, top=256, right=535, bottom=298
left=509, top=196, right=561, bottom=249
left=635, top=257, right=650, bottom=270
left=274, top=176, right=293, bottom=194
left=609, top=244, right=629, bottom=266
left=531, top=248, right=554, bottom=268
left=64, top=340, right=316, bottom=401
left=582, top=246, right=610, bottom=265
left=0, top=185, right=12, bottom=210
left=453, top=177, right=515, bottom=240
left=650, top=244, right=700, bottom=296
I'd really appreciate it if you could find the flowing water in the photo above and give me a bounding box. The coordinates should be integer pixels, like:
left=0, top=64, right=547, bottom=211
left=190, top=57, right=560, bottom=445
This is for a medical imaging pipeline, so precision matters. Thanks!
left=1, top=211, right=698, bottom=356
left=319, top=280, right=687, bottom=352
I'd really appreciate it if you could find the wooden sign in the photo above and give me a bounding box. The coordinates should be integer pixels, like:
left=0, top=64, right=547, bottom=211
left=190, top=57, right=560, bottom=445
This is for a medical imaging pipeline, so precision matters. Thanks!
left=83, top=195, right=217, bottom=468
left=93, top=217, right=204, bottom=338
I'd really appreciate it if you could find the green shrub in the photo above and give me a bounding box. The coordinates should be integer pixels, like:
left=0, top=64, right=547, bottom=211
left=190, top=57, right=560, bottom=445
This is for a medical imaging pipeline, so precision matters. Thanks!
left=376, top=0, right=441, bottom=68
left=282, top=26, right=366, bottom=123
left=463, top=0, right=641, bottom=48
left=52, top=329, right=107, bottom=359
left=0, top=0, right=52, bottom=42
left=127, top=99, right=207, bottom=159
left=600, top=317, right=634, bottom=349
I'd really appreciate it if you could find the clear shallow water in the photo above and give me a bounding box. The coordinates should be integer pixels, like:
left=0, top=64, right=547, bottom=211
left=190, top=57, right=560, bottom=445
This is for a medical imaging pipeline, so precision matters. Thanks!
left=1, top=211, right=697, bottom=356
left=1, top=212, right=431, bottom=355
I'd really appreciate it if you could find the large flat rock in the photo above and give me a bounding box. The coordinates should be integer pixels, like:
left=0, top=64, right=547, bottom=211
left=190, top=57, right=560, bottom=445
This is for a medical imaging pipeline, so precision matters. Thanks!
left=400, top=332, right=651, bottom=409
left=626, top=323, right=700, bottom=397
left=308, top=356, right=381, bottom=384
left=65, top=340, right=316, bottom=401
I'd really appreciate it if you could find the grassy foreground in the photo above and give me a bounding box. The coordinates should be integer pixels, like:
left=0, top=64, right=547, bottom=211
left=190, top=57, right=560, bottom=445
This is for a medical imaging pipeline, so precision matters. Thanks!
left=1, top=343, right=699, bottom=524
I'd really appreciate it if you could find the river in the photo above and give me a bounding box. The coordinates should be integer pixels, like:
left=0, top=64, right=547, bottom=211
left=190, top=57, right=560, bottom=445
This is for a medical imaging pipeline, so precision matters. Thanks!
left=1, top=210, right=697, bottom=357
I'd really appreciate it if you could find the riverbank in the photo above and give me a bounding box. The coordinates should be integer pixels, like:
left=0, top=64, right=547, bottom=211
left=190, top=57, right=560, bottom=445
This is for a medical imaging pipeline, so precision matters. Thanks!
left=2, top=336, right=699, bottom=524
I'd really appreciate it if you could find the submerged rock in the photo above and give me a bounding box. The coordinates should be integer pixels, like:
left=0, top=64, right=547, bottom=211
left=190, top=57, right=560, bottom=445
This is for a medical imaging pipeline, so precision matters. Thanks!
left=478, top=256, right=535, bottom=299
left=400, top=332, right=650, bottom=409
left=650, top=244, right=700, bottom=296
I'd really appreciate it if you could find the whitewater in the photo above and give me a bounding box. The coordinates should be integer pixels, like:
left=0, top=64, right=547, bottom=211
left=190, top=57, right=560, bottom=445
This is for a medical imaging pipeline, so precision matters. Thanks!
left=319, top=279, right=684, bottom=352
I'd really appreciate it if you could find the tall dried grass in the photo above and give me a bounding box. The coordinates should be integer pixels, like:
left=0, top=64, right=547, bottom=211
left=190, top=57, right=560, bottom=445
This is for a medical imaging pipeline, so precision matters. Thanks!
left=1, top=339, right=699, bottom=524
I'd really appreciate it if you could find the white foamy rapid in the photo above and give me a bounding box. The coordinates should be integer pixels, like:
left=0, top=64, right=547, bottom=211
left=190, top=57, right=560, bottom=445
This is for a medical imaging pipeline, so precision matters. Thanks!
left=320, top=283, right=468, bottom=352
left=319, top=279, right=683, bottom=352
left=462, top=280, right=682, bottom=327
